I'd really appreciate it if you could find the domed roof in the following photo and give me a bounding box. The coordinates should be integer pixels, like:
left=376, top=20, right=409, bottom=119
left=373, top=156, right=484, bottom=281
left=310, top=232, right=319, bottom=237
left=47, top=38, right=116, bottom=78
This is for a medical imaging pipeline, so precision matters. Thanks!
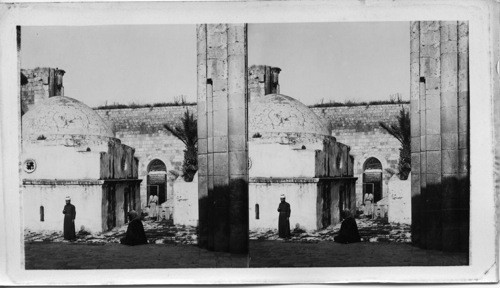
left=249, top=94, right=330, bottom=136
left=22, top=96, right=114, bottom=140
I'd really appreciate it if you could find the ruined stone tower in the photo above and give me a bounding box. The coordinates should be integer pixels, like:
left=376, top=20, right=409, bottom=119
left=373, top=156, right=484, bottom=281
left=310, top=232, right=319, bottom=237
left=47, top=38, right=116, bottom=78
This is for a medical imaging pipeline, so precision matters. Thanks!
left=21, top=67, right=65, bottom=114
left=410, top=21, right=469, bottom=252
left=248, top=65, right=281, bottom=101
left=196, top=24, right=249, bottom=253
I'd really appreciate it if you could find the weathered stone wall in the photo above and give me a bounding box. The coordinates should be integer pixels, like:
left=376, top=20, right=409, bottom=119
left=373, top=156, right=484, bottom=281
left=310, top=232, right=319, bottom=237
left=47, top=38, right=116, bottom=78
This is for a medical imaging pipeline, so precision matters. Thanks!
left=312, top=104, right=408, bottom=132
left=102, top=181, right=141, bottom=231
left=94, top=103, right=406, bottom=210
left=315, top=136, right=354, bottom=178
left=248, top=65, right=281, bottom=101
left=314, top=104, right=408, bottom=207
left=20, top=67, right=65, bottom=114
left=99, top=140, right=138, bottom=180
left=95, top=106, right=196, bottom=208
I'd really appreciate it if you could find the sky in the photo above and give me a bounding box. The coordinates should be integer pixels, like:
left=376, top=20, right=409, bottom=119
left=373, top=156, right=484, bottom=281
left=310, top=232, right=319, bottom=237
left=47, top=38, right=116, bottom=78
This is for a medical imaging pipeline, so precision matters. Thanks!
left=21, top=22, right=409, bottom=108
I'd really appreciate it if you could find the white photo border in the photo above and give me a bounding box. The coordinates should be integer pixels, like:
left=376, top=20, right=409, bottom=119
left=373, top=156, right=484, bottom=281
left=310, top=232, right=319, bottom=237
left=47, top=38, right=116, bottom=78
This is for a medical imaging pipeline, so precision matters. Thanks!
left=0, top=0, right=497, bottom=285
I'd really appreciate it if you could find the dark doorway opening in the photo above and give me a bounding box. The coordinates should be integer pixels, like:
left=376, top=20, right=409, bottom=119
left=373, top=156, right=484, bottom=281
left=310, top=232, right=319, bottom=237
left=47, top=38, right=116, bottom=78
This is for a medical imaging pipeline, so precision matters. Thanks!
left=106, top=185, right=116, bottom=230
left=363, top=157, right=383, bottom=203
left=124, top=187, right=136, bottom=223
left=339, top=183, right=351, bottom=215
left=147, top=159, right=167, bottom=205
left=320, top=182, right=332, bottom=229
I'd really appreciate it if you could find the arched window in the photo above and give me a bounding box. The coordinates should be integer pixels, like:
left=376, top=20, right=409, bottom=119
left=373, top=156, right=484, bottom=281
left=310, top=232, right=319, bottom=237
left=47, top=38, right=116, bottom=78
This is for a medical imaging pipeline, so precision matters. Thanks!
left=255, top=204, right=260, bottom=219
left=148, top=159, right=167, bottom=172
left=40, top=206, right=44, bottom=222
left=363, top=157, right=382, bottom=171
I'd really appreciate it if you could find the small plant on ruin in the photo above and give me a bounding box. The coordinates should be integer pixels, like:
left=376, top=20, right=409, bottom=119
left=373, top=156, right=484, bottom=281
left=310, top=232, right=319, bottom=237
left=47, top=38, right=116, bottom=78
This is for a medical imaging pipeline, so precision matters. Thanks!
left=252, top=132, right=262, bottom=138
left=379, top=107, right=411, bottom=180
left=163, top=109, right=198, bottom=182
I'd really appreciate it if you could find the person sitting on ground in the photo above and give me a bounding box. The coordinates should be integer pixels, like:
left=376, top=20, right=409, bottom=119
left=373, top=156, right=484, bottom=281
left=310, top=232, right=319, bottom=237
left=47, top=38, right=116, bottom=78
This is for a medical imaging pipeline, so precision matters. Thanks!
left=334, top=209, right=361, bottom=244
left=120, top=210, right=148, bottom=246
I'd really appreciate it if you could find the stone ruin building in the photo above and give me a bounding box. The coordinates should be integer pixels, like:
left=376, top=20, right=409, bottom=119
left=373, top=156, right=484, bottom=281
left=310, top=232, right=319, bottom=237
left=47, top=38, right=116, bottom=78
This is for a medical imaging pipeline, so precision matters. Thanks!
left=20, top=70, right=141, bottom=233
left=96, top=64, right=405, bottom=226
left=248, top=92, right=356, bottom=231
left=19, top=63, right=402, bottom=235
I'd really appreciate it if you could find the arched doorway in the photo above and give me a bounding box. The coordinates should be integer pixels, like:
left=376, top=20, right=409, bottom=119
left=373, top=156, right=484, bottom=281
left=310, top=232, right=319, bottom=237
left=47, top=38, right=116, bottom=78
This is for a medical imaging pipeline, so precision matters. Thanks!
left=363, top=157, right=383, bottom=203
left=147, top=159, right=167, bottom=205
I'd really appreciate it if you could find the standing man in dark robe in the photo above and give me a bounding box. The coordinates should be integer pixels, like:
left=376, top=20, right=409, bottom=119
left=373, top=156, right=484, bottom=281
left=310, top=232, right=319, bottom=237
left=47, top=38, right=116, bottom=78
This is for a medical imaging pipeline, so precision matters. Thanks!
left=277, top=194, right=291, bottom=239
left=334, top=209, right=361, bottom=244
left=120, top=210, right=148, bottom=246
left=62, top=196, right=76, bottom=241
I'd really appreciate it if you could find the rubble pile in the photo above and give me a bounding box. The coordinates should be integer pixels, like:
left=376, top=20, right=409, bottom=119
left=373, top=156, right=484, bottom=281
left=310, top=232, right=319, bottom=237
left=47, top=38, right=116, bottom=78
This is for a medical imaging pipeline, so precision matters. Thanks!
left=24, top=219, right=198, bottom=245
left=249, top=218, right=411, bottom=243
left=25, top=218, right=410, bottom=245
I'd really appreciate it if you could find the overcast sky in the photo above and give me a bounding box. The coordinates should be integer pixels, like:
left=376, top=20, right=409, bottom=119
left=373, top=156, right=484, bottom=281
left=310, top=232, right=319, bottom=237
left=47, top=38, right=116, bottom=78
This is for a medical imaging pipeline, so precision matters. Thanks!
left=21, top=22, right=409, bottom=107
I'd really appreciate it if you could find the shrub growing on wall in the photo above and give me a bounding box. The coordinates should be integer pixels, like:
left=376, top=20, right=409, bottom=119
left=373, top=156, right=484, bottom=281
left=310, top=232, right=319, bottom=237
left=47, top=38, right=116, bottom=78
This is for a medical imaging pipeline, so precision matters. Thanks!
left=164, top=109, right=198, bottom=182
left=379, top=107, right=411, bottom=180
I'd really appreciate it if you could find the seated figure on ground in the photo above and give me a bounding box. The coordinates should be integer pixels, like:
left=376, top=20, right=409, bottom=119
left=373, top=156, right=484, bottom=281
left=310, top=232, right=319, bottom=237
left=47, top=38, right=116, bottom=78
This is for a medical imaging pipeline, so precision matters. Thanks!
left=120, top=210, right=148, bottom=246
left=334, top=209, right=361, bottom=244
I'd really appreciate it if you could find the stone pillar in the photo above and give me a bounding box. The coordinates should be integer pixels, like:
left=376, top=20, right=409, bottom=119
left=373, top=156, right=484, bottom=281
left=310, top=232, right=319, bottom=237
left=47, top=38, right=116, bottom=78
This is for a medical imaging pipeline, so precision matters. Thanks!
left=457, top=21, right=469, bottom=252
left=422, top=21, right=443, bottom=250
left=18, top=26, right=22, bottom=116
left=409, top=22, right=422, bottom=246
left=440, top=21, right=459, bottom=251
left=248, top=65, right=281, bottom=101
left=197, top=24, right=249, bottom=253
left=410, top=21, right=469, bottom=252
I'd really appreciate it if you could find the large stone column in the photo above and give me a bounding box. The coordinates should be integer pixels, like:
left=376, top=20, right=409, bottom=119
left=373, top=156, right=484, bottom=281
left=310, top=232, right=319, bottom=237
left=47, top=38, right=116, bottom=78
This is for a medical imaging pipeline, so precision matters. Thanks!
left=409, top=21, right=422, bottom=246
left=410, top=21, right=469, bottom=252
left=457, top=21, right=469, bottom=252
left=197, top=24, right=249, bottom=253
left=440, top=21, right=459, bottom=251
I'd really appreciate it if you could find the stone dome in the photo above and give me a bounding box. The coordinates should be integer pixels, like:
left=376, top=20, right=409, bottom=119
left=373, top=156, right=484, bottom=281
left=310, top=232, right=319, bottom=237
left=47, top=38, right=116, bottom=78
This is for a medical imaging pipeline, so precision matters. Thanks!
left=22, top=96, right=114, bottom=140
left=249, top=94, right=331, bottom=136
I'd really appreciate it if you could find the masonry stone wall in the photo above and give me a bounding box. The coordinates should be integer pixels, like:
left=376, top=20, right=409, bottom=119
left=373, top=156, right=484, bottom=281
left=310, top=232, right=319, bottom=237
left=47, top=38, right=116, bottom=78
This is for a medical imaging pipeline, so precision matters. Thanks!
left=95, top=106, right=196, bottom=208
left=94, top=103, right=407, bottom=210
left=313, top=104, right=409, bottom=207
left=21, top=68, right=65, bottom=114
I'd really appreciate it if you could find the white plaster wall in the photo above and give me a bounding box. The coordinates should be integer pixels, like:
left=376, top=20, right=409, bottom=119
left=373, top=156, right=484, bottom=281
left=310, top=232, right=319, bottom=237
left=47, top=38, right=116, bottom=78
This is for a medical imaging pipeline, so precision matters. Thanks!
left=23, top=184, right=103, bottom=233
left=249, top=182, right=318, bottom=231
left=249, top=143, right=316, bottom=178
left=21, top=146, right=101, bottom=180
left=387, top=174, right=412, bottom=224
left=172, top=176, right=198, bottom=226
